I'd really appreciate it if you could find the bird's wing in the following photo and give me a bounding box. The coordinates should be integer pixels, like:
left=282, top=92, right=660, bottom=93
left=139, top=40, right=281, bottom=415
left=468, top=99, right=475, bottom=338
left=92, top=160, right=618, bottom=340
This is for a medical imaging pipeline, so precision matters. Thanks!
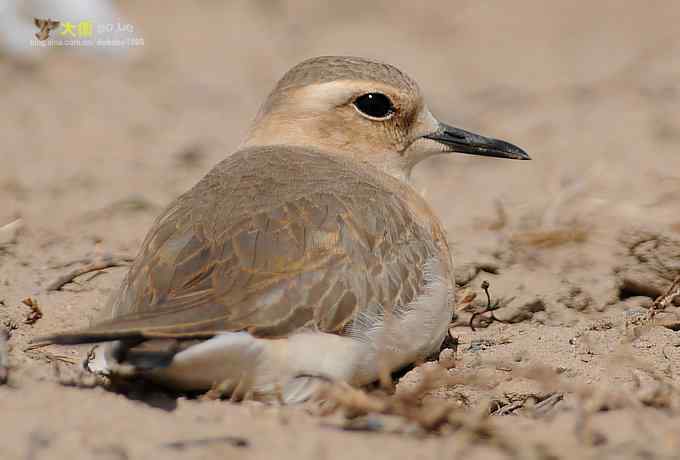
left=38, top=146, right=450, bottom=345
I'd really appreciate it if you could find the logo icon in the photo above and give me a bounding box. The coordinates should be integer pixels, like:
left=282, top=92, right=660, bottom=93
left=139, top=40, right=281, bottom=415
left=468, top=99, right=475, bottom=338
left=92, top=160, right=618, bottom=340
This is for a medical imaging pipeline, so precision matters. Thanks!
left=33, top=18, right=61, bottom=41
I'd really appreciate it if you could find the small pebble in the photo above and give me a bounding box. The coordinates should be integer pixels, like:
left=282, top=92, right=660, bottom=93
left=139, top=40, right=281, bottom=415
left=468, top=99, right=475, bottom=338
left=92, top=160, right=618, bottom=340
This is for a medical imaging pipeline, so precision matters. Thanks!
left=438, top=348, right=456, bottom=369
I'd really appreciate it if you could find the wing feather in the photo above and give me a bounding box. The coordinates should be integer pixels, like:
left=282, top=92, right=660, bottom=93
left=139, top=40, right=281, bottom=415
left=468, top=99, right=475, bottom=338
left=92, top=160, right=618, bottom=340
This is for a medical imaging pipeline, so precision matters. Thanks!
left=38, top=147, right=450, bottom=345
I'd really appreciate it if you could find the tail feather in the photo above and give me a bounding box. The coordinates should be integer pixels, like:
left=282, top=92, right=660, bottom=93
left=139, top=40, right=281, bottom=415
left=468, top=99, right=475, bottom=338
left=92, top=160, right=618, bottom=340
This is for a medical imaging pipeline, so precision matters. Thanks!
left=32, top=329, right=146, bottom=346
left=32, top=327, right=219, bottom=347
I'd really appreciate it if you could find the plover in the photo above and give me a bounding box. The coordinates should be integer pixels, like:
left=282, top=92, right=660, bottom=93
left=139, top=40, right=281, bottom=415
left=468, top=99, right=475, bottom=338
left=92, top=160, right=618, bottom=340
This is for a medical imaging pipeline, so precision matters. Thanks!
left=38, top=56, right=529, bottom=402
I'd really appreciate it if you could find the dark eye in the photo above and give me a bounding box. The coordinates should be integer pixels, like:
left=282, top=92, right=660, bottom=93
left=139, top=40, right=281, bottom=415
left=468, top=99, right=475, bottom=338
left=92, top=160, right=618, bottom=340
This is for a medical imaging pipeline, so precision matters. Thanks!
left=353, top=93, right=394, bottom=119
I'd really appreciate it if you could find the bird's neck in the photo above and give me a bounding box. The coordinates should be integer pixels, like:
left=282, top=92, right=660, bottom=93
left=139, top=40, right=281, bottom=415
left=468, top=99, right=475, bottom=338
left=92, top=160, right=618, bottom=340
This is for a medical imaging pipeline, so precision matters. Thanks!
left=242, top=130, right=415, bottom=188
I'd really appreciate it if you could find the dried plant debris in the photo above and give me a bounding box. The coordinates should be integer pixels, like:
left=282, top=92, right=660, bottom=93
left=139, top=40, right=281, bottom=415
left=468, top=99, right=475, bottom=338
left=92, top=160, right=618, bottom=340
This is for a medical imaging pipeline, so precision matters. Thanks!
left=489, top=393, right=564, bottom=417
left=468, top=281, right=507, bottom=331
left=650, top=275, right=680, bottom=330
left=22, top=297, right=43, bottom=324
left=46, top=254, right=133, bottom=291
left=0, top=218, right=23, bottom=247
left=162, top=435, right=249, bottom=450
left=461, top=280, right=544, bottom=330
left=25, top=349, right=78, bottom=365
left=652, top=275, right=680, bottom=312
left=316, top=365, right=487, bottom=434
left=510, top=227, right=589, bottom=249
left=615, top=230, right=680, bottom=304
left=3, top=320, right=18, bottom=336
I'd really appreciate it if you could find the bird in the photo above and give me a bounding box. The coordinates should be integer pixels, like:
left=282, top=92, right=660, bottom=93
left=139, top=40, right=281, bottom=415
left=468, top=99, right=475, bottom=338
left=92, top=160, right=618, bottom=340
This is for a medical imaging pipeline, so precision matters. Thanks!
left=36, top=56, right=529, bottom=403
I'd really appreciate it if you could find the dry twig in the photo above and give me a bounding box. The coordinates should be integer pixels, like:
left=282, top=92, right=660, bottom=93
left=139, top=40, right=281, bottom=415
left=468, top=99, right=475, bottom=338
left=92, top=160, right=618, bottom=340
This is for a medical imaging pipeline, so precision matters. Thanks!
left=25, top=349, right=78, bottom=365
left=489, top=393, right=564, bottom=417
left=468, top=281, right=513, bottom=331
left=46, top=254, right=133, bottom=291
left=510, top=228, right=588, bottom=249
left=0, top=218, right=23, bottom=246
left=22, top=297, right=43, bottom=324
left=651, top=275, right=680, bottom=315
left=3, top=320, right=17, bottom=336
left=162, top=436, right=249, bottom=450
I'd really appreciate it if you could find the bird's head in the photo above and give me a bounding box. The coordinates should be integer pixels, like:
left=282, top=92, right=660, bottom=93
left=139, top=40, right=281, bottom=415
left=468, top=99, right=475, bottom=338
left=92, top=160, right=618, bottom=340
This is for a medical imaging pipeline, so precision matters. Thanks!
left=243, top=56, right=529, bottom=181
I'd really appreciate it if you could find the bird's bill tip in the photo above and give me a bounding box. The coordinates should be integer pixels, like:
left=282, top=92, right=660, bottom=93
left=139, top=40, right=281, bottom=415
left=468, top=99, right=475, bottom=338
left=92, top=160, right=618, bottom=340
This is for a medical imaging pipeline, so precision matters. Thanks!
left=423, top=123, right=530, bottom=160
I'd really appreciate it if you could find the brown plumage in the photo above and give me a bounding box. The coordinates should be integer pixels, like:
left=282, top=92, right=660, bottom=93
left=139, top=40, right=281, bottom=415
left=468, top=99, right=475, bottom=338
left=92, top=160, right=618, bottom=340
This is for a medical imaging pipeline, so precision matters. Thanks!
left=37, top=56, right=528, bottom=400
left=52, top=146, right=449, bottom=341
left=275, top=56, right=419, bottom=92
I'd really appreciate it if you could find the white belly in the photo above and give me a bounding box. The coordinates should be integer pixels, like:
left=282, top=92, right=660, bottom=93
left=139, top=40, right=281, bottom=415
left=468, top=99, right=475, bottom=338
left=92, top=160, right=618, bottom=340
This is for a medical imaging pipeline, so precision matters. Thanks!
left=344, top=256, right=453, bottom=385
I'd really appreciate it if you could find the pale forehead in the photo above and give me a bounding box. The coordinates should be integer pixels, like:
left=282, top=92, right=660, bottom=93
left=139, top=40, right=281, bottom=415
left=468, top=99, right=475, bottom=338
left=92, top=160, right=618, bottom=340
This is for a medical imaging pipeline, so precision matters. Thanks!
left=294, top=80, right=413, bottom=111
left=274, top=56, right=420, bottom=94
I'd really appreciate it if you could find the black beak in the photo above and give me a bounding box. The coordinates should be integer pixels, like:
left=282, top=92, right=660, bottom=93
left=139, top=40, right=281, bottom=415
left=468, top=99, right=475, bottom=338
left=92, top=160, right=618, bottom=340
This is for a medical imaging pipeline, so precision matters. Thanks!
left=424, top=123, right=530, bottom=160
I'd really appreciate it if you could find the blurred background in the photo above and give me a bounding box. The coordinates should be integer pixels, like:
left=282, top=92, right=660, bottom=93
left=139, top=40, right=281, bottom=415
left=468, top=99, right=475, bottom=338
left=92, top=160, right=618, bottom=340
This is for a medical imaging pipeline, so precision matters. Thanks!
left=2, top=3, right=680, bottom=458
left=1, top=0, right=679, bottom=284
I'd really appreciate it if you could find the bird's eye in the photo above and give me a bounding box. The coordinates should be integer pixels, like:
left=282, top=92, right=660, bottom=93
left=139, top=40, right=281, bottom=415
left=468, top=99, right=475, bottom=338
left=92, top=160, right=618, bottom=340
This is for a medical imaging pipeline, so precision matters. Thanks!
left=353, top=93, right=394, bottom=120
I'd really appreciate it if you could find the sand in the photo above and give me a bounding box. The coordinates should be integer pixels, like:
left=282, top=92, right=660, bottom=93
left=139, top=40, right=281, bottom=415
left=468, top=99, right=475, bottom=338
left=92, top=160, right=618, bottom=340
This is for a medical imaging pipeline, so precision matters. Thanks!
left=1, top=1, right=680, bottom=459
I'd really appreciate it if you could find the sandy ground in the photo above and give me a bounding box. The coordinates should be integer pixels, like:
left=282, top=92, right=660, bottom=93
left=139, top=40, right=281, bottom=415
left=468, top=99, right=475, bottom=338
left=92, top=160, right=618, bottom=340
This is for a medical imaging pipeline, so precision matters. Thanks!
left=2, top=1, right=680, bottom=459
